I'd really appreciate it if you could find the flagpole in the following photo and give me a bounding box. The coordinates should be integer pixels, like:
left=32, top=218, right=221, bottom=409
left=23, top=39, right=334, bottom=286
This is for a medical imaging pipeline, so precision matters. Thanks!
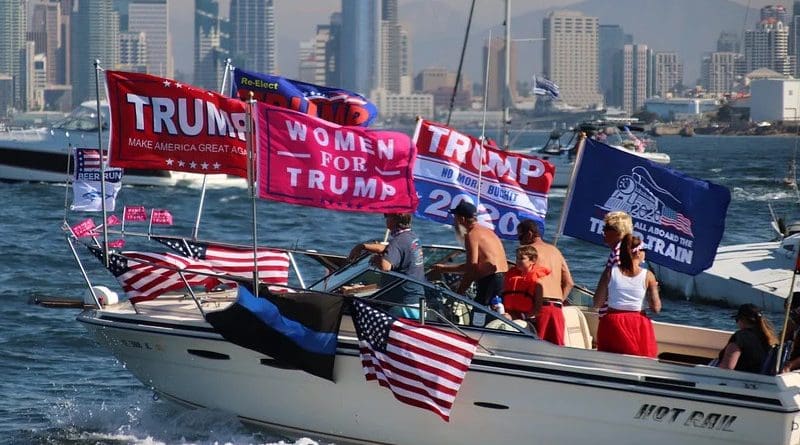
left=476, top=29, right=492, bottom=210
left=446, top=0, right=476, bottom=126
left=192, top=58, right=233, bottom=240
left=63, top=142, right=73, bottom=224
left=776, top=251, right=800, bottom=374
left=94, top=59, right=109, bottom=267
left=247, top=93, right=260, bottom=298
left=553, top=133, right=586, bottom=247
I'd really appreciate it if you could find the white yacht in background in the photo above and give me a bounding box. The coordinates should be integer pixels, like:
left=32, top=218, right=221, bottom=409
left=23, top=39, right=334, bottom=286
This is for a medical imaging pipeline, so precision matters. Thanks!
left=0, top=101, right=246, bottom=188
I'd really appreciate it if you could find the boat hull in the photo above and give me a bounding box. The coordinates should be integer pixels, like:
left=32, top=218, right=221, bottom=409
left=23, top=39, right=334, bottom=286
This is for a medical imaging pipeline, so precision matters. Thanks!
left=78, top=309, right=800, bottom=445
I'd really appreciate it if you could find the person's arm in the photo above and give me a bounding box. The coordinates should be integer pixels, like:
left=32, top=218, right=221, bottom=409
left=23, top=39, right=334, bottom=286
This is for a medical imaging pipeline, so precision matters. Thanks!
left=718, top=342, right=742, bottom=370
left=593, top=266, right=610, bottom=308
left=456, top=233, right=480, bottom=294
left=370, top=255, right=393, bottom=271
left=646, top=271, right=661, bottom=314
left=782, top=356, right=800, bottom=373
left=347, top=241, right=386, bottom=262
left=560, top=257, right=574, bottom=299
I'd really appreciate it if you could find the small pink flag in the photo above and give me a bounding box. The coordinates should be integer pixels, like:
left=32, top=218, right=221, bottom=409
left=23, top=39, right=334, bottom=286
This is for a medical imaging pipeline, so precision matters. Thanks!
left=71, top=218, right=97, bottom=238
left=106, top=214, right=122, bottom=226
left=124, top=205, right=147, bottom=222
left=151, top=209, right=173, bottom=225
left=108, top=239, right=126, bottom=248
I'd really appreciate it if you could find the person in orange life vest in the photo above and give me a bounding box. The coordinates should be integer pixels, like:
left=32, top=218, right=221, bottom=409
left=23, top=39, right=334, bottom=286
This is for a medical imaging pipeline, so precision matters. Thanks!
left=596, top=234, right=661, bottom=357
left=516, top=219, right=574, bottom=345
left=502, top=245, right=551, bottom=321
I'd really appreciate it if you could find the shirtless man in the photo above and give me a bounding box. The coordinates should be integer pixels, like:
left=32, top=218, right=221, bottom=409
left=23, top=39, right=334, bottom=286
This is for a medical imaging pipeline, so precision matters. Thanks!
left=432, top=201, right=508, bottom=305
left=517, top=219, right=574, bottom=345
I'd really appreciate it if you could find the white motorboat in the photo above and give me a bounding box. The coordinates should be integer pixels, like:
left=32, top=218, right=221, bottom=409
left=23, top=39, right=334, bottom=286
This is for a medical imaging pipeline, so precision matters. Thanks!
left=651, top=234, right=800, bottom=313
left=0, top=101, right=246, bottom=189
left=514, top=124, right=671, bottom=188
left=73, top=242, right=800, bottom=445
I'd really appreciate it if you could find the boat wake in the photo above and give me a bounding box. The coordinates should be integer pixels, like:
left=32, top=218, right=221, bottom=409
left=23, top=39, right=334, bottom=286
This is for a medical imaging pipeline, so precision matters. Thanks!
left=732, top=186, right=798, bottom=202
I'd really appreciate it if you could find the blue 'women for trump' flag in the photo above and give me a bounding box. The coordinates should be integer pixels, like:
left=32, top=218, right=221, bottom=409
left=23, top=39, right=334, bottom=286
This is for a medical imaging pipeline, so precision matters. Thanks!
left=205, top=284, right=344, bottom=380
left=561, top=139, right=730, bottom=275
left=231, top=66, right=378, bottom=127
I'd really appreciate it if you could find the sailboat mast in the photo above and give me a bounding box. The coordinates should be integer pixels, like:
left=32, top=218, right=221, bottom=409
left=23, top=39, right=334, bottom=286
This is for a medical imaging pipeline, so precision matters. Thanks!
left=502, top=0, right=512, bottom=149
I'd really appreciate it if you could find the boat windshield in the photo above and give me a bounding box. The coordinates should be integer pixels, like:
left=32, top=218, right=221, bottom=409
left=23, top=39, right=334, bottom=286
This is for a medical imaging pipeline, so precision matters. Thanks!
left=51, top=104, right=109, bottom=131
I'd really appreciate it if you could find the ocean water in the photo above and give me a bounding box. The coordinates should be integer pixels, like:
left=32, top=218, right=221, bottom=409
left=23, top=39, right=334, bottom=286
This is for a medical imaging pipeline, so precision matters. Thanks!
left=1, top=133, right=799, bottom=444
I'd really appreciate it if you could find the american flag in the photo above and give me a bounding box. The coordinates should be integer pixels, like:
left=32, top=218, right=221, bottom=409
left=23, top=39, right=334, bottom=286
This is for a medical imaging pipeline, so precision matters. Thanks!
left=660, top=206, right=693, bottom=236
left=154, top=237, right=290, bottom=286
left=351, top=299, right=478, bottom=422
left=76, top=148, right=103, bottom=170
left=88, top=245, right=222, bottom=303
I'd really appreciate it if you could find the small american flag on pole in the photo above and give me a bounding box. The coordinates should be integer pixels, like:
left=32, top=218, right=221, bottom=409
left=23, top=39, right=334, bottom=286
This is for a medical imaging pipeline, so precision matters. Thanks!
left=154, top=237, right=290, bottom=286
left=351, top=299, right=478, bottom=422
left=87, top=245, right=222, bottom=303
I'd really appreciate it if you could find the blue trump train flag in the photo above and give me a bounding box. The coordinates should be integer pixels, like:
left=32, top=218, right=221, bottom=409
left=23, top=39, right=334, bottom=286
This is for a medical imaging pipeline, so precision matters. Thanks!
left=205, top=284, right=344, bottom=380
left=231, top=67, right=378, bottom=127
left=561, top=139, right=730, bottom=275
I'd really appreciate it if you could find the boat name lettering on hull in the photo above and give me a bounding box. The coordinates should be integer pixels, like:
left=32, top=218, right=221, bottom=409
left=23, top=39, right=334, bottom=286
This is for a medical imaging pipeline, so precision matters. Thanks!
left=119, top=338, right=163, bottom=352
left=634, top=403, right=736, bottom=432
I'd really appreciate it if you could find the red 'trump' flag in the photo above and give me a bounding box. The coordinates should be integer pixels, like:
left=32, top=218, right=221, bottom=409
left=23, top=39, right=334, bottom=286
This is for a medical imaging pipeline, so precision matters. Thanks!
left=150, top=209, right=174, bottom=225
left=87, top=246, right=222, bottom=303
left=154, top=237, right=290, bottom=285
left=105, top=70, right=249, bottom=178
left=71, top=218, right=97, bottom=238
left=351, top=299, right=478, bottom=422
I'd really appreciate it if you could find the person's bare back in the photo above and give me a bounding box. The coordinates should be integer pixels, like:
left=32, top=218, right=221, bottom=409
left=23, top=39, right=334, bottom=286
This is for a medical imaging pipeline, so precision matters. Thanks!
left=532, top=240, right=572, bottom=300
left=466, top=224, right=509, bottom=277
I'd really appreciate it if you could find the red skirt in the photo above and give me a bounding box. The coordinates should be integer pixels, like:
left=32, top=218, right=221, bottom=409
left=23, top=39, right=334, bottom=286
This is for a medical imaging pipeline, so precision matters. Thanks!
left=535, top=305, right=565, bottom=346
left=596, top=310, right=657, bottom=358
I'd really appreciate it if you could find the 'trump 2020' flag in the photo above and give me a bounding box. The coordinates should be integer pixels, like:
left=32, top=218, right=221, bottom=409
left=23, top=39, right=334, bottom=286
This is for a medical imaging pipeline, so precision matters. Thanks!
left=232, top=67, right=378, bottom=127
left=206, top=284, right=344, bottom=380
left=87, top=246, right=221, bottom=303
left=257, top=103, right=418, bottom=213
left=71, top=148, right=123, bottom=212
left=351, top=299, right=478, bottom=422
left=154, top=237, right=290, bottom=285
left=105, top=70, right=249, bottom=178
left=412, top=119, right=555, bottom=239
left=561, top=138, right=730, bottom=275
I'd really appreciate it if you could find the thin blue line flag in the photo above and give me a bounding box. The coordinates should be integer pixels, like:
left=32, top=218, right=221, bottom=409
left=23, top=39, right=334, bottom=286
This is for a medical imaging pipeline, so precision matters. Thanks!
left=532, top=75, right=560, bottom=99
left=561, top=139, right=730, bottom=275
left=206, top=284, right=344, bottom=380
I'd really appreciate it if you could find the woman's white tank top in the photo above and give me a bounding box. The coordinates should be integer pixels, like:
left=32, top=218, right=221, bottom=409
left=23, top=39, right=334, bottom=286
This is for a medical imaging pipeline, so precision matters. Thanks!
left=608, top=267, right=647, bottom=311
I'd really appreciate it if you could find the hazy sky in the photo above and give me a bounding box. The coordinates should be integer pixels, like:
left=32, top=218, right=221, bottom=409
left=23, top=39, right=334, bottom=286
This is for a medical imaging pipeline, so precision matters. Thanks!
left=168, top=0, right=782, bottom=80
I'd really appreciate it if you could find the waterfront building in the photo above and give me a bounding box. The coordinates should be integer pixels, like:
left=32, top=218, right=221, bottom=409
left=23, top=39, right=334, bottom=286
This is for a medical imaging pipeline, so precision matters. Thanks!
left=701, top=52, right=745, bottom=95
left=370, top=88, right=433, bottom=119
left=622, top=43, right=652, bottom=114
left=118, top=31, right=148, bottom=73
left=128, top=0, right=172, bottom=77
left=0, top=0, right=26, bottom=111
left=543, top=10, right=602, bottom=109
left=483, top=36, right=517, bottom=111
left=339, top=0, right=380, bottom=95
left=653, top=52, right=683, bottom=97
left=599, top=24, right=631, bottom=108
left=70, top=0, right=119, bottom=106
left=744, top=19, right=792, bottom=77
left=230, top=0, right=277, bottom=75
left=194, top=0, right=229, bottom=91
left=750, top=78, right=800, bottom=122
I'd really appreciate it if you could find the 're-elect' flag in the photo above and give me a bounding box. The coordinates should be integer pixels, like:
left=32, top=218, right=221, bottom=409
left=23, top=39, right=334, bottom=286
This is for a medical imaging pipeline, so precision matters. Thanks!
left=412, top=119, right=554, bottom=239
left=231, top=67, right=378, bottom=127
left=351, top=299, right=478, bottom=422
left=256, top=103, right=418, bottom=213
left=105, top=70, right=249, bottom=178
left=154, top=237, right=290, bottom=286
left=561, top=138, right=730, bottom=275
left=87, top=245, right=223, bottom=303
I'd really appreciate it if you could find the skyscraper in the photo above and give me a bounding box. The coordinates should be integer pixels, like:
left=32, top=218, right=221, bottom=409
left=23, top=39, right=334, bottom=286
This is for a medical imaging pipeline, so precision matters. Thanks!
left=483, top=37, right=517, bottom=110
left=543, top=11, right=602, bottom=108
left=339, top=0, right=381, bottom=95
left=70, top=0, right=119, bottom=105
left=380, top=0, right=403, bottom=94
left=622, top=44, right=651, bottom=114
left=701, top=52, right=743, bottom=94
left=744, top=19, right=791, bottom=76
left=653, top=52, right=683, bottom=97
left=325, top=13, right=342, bottom=87
left=30, top=1, right=61, bottom=85
left=298, top=24, right=330, bottom=85
left=128, top=0, right=172, bottom=77
left=0, top=0, right=26, bottom=111
left=194, top=0, right=229, bottom=91
left=230, top=0, right=277, bottom=75
left=599, top=24, right=631, bottom=107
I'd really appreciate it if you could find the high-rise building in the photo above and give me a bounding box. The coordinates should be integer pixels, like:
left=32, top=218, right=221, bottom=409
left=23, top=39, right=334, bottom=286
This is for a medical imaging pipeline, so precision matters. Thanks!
left=761, top=4, right=789, bottom=23
left=339, top=0, right=381, bottom=95
left=30, top=1, right=61, bottom=85
left=653, top=52, right=683, bottom=97
left=30, top=52, right=47, bottom=110
left=414, top=67, right=471, bottom=110
left=128, top=0, right=172, bottom=77
left=325, top=13, right=342, bottom=87
left=744, top=19, right=792, bottom=76
left=194, top=0, right=229, bottom=91
left=119, top=31, right=148, bottom=73
left=717, top=31, right=740, bottom=53
left=380, top=0, right=403, bottom=94
left=622, top=44, right=651, bottom=114
left=298, top=24, right=329, bottom=85
left=543, top=11, right=602, bottom=108
left=70, top=0, right=119, bottom=105
left=701, top=52, right=744, bottom=95
left=230, top=0, right=277, bottom=75
left=599, top=24, right=631, bottom=107
left=483, top=37, right=517, bottom=110
left=792, top=2, right=800, bottom=76
left=57, top=0, right=74, bottom=86
left=0, top=0, right=26, bottom=111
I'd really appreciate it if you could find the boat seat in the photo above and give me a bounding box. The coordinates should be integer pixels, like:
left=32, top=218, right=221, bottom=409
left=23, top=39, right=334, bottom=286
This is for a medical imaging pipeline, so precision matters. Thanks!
left=562, top=306, right=593, bottom=349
